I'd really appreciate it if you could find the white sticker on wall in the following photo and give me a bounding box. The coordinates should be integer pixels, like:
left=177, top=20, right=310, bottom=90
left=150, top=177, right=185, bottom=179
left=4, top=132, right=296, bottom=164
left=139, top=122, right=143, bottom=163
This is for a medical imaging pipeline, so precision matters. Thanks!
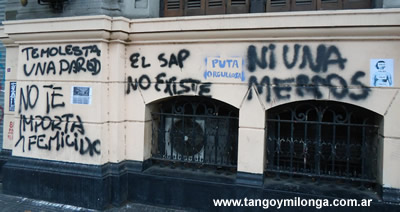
left=370, top=59, right=394, bottom=87
left=71, top=86, right=92, bottom=105
left=9, top=82, right=17, bottom=112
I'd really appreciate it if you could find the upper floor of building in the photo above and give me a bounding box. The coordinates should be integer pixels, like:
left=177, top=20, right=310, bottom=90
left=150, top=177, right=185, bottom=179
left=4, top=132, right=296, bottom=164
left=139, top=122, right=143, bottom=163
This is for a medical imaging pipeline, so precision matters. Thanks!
left=3, top=0, right=400, bottom=21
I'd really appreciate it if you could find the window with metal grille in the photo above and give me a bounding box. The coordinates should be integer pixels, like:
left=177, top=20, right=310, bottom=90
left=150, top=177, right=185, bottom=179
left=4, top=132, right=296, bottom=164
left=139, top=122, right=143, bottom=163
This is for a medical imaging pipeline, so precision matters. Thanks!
left=151, top=96, right=239, bottom=171
left=265, top=101, right=380, bottom=188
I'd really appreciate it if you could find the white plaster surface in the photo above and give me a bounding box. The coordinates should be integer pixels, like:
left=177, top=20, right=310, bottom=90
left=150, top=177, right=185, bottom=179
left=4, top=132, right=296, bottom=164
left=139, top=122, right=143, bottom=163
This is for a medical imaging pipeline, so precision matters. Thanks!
left=382, top=138, right=400, bottom=189
left=237, top=127, right=265, bottom=174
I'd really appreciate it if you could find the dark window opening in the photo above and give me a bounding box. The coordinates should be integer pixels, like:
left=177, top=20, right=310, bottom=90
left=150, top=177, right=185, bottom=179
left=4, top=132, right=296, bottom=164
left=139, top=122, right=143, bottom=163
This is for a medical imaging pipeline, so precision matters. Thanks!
left=265, top=101, right=380, bottom=189
left=151, top=96, right=239, bottom=173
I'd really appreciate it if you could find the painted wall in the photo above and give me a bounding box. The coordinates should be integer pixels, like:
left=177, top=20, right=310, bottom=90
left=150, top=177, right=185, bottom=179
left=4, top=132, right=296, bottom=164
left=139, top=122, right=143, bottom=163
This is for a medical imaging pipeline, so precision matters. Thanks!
left=7, top=43, right=106, bottom=164
left=1, top=9, right=400, bottom=192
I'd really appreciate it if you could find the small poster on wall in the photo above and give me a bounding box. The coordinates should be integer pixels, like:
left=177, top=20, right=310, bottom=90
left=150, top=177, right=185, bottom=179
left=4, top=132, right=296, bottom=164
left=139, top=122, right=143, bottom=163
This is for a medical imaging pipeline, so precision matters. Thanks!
left=9, top=82, right=16, bottom=111
left=370, top=59, right=394, bottom=87
left=71, top=86, right=92, bottom=105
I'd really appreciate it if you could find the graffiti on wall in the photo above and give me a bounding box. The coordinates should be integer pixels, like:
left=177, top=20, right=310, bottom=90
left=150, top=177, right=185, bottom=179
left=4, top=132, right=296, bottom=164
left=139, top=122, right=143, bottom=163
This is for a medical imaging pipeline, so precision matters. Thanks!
left=21, top=45, right=101, bottom=76
left=127, top=49, right=212, bottom=97
left=7, top=121, right=14, bottom=140
left=126, top=44, right=370, bottom=105
left=15, top=45, right=101, bottom=156
left=246, top=44, right=370, bottom=103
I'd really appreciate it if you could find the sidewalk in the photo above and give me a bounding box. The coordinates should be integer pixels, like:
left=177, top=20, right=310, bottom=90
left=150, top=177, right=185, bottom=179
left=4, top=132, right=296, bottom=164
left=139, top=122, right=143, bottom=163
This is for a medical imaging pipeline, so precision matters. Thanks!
left=0, top=184, right=189, bottom=212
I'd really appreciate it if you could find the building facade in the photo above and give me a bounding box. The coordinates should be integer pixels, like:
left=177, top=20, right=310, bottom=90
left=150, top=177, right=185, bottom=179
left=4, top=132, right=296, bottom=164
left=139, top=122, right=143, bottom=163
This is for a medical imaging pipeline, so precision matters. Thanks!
left=0, top=0, right=400, bottom=211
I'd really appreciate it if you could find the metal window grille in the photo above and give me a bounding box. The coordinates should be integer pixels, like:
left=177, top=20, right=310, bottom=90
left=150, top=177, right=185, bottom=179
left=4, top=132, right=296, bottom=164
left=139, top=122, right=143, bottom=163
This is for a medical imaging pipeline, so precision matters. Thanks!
left=151, top=97, right=239, bottom=171
left=266, top=101, right=380, bottom=187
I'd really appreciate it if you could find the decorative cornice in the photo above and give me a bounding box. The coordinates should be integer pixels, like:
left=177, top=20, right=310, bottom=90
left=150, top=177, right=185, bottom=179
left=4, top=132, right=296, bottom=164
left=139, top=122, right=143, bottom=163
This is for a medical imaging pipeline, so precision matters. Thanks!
left=1, top=9, right=400, bottom=44
left=1, top=15, right=130, bottom=44
left=129, top=27, right=400, bottom=44
left=129, top=8, right=400, bottom=43
left=130, top=8, right=400, bottom=33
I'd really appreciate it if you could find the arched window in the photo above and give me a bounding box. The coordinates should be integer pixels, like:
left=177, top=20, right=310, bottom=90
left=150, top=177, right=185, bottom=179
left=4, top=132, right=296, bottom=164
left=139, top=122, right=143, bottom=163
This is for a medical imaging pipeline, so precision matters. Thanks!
left=151, top=96, right=239, bottom=171
left=265, top=101, right=381, bottom=187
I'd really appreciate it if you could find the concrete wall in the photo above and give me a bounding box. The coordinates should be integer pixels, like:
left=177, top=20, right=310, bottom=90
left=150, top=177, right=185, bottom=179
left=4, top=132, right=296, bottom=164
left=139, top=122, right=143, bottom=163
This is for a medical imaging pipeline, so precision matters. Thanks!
left=1, top=9, right=400, bottom=192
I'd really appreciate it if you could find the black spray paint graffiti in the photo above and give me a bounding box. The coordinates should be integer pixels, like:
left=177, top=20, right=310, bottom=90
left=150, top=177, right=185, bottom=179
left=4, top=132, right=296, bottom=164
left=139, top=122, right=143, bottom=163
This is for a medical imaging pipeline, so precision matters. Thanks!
left=127, top=49, right=212, bottom=97
left=16, top=84, right=101, bottom=156
left=126, top=73, right=212, bottom=97
left=19, top=84, right=65, bottom=114
left=247, top=44, right=370, bottom=102
left=247, top=44, right=347, bottom=72
left=21, top=45, right=101, bottom=76
left=15, top=113, right=101, bottom=156
left=130, top=49, right=190, bottom=69
left=247, top=71, right=369, bottom=102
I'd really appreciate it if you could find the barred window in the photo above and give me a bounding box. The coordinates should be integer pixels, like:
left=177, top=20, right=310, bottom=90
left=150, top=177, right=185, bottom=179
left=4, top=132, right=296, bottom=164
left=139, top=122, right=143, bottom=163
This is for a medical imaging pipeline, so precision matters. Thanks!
left=151, top=96, right=239, bottom=171
left=265, top=101, right=380, bottom=188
